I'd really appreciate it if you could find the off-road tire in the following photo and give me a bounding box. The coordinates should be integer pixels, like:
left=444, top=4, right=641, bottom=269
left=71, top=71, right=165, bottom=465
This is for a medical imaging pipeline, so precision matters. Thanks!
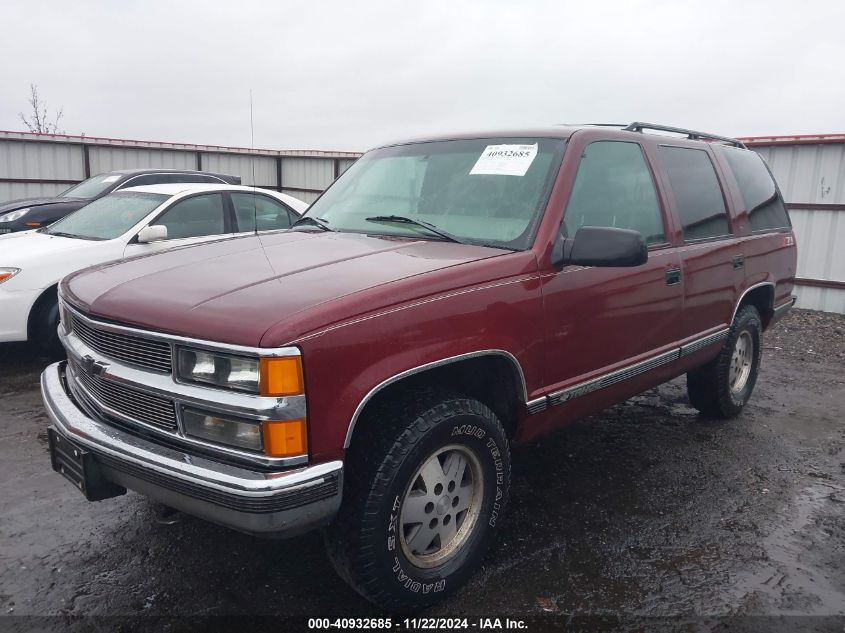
left=324, top=389, right=511, bottom=613
left=687, top=304, right=763, bottom=418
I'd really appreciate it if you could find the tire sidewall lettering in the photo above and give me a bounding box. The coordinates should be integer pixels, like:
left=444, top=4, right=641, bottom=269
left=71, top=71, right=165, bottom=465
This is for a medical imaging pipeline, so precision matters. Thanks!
left=382, top=413, right=508, bottom=595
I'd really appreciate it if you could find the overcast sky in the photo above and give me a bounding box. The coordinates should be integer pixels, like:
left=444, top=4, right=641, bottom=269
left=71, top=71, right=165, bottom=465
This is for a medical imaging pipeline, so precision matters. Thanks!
left=1, top=0, right=842, bottom=152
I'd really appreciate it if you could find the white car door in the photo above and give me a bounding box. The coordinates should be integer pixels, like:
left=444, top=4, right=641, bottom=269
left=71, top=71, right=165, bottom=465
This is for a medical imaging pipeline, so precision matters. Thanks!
left=229, top=191, right=298, bottom=235
left=123, top=192, right=234, bottom=258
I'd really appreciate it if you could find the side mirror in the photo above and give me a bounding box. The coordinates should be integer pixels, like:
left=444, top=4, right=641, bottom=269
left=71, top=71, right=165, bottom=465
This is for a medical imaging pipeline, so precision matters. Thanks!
left=552, top=225, right=647, bottom=268
left=137, top=225, right=168, bottom=243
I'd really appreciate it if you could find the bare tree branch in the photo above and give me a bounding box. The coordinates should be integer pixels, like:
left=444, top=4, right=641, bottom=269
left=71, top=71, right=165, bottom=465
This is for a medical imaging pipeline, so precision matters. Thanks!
left=19, top=84, right=64, bottom=134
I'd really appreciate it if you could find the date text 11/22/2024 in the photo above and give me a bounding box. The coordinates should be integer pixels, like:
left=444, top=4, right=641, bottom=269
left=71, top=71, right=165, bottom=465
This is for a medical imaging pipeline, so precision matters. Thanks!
left=308, top=618, right=528, bottom=629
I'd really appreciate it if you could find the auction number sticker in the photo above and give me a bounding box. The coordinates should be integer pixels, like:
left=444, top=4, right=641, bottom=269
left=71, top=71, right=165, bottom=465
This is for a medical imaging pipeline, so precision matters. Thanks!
left=470, top=143, right=537, bottom=176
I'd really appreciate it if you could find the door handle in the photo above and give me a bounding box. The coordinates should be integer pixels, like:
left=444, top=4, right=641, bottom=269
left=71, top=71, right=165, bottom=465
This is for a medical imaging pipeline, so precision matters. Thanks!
left=732, top=254, right=745, bottom=270
left=665, top=267, right=682, bottom=286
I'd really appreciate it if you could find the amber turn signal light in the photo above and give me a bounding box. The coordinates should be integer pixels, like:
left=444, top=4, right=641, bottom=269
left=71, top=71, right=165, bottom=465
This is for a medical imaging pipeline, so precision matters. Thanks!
left=263, top=419, right=308, bottom=457
left=260, top=357, right=304, bottom=396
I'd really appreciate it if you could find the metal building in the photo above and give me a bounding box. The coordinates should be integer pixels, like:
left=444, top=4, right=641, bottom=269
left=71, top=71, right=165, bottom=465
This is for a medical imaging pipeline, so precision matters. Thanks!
left=741, top=134, right=845, bottom=313
left=0, top=130, right=361, bottom=205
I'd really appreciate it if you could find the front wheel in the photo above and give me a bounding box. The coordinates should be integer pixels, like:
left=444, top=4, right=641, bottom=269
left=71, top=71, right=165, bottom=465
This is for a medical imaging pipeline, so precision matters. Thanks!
left=32, top=294, right=63, bottom=357
left=325, top=391, right=511, bottom=612
left=687, top=304, right=763, bottom=418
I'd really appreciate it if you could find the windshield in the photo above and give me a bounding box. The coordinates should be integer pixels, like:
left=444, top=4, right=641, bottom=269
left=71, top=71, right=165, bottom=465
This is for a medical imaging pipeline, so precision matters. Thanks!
left=304, top=137, right=566, bottom=250
left=59, top=173, right=122, bottom=199
left=44, top=192, right=167, bottom=240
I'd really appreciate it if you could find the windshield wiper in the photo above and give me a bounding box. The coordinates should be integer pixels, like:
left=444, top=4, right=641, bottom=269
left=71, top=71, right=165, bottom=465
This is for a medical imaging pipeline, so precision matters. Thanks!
left=42, top=230, right=102, bottom=241
left=365, top=215, right=468, bottom=245
left=291, top=215, right=334, bottom=232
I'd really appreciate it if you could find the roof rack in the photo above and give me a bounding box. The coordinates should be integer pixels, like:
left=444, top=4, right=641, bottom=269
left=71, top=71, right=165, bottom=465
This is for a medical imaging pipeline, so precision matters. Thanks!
left=623, top=122, right=747, bottom=149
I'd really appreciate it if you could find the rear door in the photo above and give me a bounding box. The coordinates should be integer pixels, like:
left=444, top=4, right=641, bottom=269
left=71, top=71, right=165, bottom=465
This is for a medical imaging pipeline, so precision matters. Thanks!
left=540, top=139, right=683, bottom=394
left=657, top=144, right=744, bottom=338
left=230, top=192, right=297, bottom=234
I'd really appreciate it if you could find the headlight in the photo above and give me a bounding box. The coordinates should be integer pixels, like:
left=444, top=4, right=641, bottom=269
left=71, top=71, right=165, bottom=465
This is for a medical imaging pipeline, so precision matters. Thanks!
left=183, top=409, right=263, bottom=451
left=0, top=268, right=21, bottom=284
left=182, top=409, right=307, bottom=457
left=176, top=348, right=304, bottom=396
left=0, top=208, right=30, bottom=223
left=177, top=348, right=260, bottom=392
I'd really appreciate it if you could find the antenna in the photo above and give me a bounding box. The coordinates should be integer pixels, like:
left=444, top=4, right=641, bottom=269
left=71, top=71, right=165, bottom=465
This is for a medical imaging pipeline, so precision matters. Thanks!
left=250, top=89, right=257, bottom=236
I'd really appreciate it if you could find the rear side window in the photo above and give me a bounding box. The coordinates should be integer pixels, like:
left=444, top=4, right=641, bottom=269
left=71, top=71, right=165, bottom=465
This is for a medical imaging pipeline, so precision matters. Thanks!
left=231, top=192, right=295, bottom=232
left=659, top=146, right=730, bottom=241
left=563, top=141, right=666, bottom=245
left=121, top=173, right=224, bottom=188
left=722, top=147, right=790, bottom=231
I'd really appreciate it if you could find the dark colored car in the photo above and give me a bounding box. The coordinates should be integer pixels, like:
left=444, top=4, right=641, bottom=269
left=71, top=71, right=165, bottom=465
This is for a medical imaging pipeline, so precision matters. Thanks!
left=0, top=169, right=241, bottom=234
left=42, top=122, right=797, bottom=611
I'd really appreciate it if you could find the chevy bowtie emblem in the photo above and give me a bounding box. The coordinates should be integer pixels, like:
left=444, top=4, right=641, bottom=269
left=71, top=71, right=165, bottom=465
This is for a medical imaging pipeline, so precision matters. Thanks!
left=80, top=355, right=108, bottom=376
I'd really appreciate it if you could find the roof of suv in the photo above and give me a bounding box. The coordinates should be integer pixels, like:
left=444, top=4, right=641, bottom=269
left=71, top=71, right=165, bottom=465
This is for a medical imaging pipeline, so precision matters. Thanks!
left=382, top=123, right=749, bottom=151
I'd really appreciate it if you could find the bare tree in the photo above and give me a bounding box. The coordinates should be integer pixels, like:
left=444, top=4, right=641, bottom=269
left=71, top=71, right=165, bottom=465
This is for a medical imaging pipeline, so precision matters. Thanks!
left=19, top=84, right=64, bottom=134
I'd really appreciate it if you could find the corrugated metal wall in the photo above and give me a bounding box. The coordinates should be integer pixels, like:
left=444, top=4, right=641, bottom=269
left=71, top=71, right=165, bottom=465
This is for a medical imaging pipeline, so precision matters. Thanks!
left=0, top=130, right=361, bottom=205
left=743, top=135, right=845, bottom=313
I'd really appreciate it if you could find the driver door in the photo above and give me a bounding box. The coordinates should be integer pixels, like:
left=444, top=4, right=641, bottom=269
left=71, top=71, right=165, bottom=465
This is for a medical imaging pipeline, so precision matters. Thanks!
left=540, top=140, right=683, bottom=396
left=123, top=192, right=232, bottom=257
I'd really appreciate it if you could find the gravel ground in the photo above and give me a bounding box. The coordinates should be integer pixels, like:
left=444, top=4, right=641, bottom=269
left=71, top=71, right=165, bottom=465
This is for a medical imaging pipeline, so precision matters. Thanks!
left=0, top=310, right=843, bottom=631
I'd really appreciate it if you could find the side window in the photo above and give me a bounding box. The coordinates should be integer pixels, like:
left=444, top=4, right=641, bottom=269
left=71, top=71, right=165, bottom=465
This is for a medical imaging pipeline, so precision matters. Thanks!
left=659, top=146, right=730, bottom=241
left=156, top=174, right=223, bottom=184
left=120, top=174, right=158, bottom=188
left=563, top=141, right=665, bottom=245
left=154, top=193, right=226, bottom=239
left=231, top=193, right=294, bottom=232
left=120, top=174, right=223, bottom=188
left=722, top=147, right=790, bottom=232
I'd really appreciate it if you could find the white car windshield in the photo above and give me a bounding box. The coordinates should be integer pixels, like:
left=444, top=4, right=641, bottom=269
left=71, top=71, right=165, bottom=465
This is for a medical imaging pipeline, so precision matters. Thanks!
left=303, top=137, right=566, bottom=250
left=43, top=192, right=167, bottom=240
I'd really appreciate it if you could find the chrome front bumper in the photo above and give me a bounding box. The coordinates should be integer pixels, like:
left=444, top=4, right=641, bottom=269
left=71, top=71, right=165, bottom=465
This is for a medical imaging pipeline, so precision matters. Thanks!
left=41, top=361, right=343, bottom=537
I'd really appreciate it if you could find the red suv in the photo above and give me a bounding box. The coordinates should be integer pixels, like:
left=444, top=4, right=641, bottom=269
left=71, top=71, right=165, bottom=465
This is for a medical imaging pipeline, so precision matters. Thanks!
left=42, top=122, right=797, bottom=611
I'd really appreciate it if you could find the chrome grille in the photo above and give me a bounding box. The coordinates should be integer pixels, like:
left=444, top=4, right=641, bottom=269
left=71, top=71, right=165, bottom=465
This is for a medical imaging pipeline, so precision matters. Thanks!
left=70, top=312, right=172, bottom=373
left=69, top=360, right=178, bottom=431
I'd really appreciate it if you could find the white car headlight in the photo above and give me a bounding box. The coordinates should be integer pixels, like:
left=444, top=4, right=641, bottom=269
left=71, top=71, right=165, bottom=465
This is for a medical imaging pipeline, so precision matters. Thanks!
left=0, top=208, right=30, bottom=223
left=0, top=268, right=21, bottom=284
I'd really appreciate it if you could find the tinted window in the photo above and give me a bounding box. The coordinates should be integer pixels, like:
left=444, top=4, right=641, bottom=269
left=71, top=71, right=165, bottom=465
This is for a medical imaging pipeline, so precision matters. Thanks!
left=231, top=193, right=294, bottom=232
left=563, top=141, right=665, bottom=245
left=121, top=173, right=223, bottom=188
left=154, top=193, right=226, bottom=239
left=660, top=146, right=730, bottom=240
left=44, top=192, right=167, bottom=240
left=723, top=147, right=790, bottom=231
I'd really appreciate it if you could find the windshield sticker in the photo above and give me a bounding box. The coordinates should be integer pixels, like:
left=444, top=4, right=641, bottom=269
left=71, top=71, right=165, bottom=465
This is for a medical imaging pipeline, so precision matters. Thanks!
left=470, top=143, right=538, bottom=177
left=102, top=175, right=120, bottom=183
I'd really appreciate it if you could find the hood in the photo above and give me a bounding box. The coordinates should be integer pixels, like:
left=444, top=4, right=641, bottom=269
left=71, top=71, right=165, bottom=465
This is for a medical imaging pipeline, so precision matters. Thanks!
left=0, top=229, right=102, bottom=262
left=0, top=230, right=117, bottom=291
left=63, top=230, right=512, bottom=347
left=0, top=196, right=83, bottom=214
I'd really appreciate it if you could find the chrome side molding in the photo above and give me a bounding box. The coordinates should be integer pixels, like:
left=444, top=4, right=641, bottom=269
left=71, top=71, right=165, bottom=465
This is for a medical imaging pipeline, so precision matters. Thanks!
left=532, top=327, right=730, bottom=414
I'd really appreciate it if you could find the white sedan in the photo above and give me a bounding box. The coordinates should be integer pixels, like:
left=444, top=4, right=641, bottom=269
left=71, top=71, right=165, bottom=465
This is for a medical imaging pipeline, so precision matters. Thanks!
left=0, top=183, right=307, bottom=353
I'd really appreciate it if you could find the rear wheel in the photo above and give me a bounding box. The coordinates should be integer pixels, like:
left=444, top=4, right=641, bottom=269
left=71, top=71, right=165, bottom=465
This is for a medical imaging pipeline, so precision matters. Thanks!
left=325, top=390, right=511, bottom=612
left=687, top=304, right=762, bottom=418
